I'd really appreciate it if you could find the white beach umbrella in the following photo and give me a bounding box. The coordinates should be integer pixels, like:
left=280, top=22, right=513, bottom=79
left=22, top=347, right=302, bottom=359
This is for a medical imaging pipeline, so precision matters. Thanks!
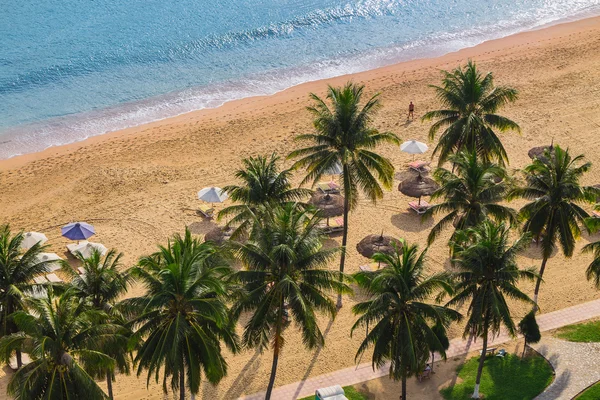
left=21, top=232, right=48, bottom=250
left=34, top=253, right=63, bottom=272
left=197, top=187, right=228, bottom=204
left=401, top=140, right=429, bottom=160
left=69, top=242, right=108, bottom=259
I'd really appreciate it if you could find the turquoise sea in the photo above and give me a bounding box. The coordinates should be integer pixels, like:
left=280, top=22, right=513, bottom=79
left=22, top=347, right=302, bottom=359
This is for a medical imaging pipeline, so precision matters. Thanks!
left=1, top=0, right=599, bottom=159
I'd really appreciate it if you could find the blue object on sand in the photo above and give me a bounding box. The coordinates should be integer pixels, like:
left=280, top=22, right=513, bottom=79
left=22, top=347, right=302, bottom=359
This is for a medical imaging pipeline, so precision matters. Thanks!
left=61, top=222, right=95, bottom=240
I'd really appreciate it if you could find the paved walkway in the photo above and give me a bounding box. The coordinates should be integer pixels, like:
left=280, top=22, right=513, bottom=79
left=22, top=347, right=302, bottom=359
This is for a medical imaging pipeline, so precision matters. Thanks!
left=533, top=337, right=600, bottom=400
left=238, top=298, right=600, bottom=400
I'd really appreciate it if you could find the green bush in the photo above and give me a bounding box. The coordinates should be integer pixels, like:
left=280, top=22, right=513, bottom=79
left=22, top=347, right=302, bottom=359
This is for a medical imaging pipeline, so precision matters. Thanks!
left=440, top=353, right=553, bottom=400
left=555, top=320, right=600, bottom=342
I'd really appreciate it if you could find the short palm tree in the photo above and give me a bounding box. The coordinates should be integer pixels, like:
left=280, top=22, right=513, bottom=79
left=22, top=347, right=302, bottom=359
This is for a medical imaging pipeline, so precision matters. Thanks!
left=219, top=153, right=312, bottom=239
left=422, top=60, right=520, bottom=165
left=352, top=241, right=460, bottom=400
left=425, top=151, right=516, bottom=246
left=231, top=203, right=351, bottom=400
left=0, top=290, right=123, bottom=400
left=124, top=229, right=238, bottom=400
left=509, top=145, right=598, bottom=306
left=448, top=221, right=537, bottom=399
left=288, top=82, right=400, bottom=307
left=0, top=225, right=57, bottom=368
left=64, top=248, right=134, bottom=399
left=583, top=212, right=600, bottom=288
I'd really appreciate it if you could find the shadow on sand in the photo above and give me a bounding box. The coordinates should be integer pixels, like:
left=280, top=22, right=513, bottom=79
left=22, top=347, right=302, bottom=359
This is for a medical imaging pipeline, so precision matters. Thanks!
left=391, top=211, right=434, bottom=233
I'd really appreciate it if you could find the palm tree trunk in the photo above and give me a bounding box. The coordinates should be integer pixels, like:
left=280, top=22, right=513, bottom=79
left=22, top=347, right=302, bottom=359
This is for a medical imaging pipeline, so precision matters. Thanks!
left=180, top=364, right=185, bottom=400
left=472, top=330, right=488, bottom=399
left=15, top=350, right=22, bottom=369
left=533, top=256, right=548, bottom=309
left=106, top=372, right=113, bottom=400
left=266, top=299, right=285, bottom=400
left=522, top=339, right=527, bottom=359
left=337, top=188, right=350, bottom=308
left=401, top=370, right=407, bottom=400
left=431, top=352, right=435, bottom=373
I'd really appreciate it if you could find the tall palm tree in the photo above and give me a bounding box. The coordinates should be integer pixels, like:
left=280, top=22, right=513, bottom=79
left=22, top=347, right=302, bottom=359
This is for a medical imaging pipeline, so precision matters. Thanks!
left=422, top=60, right=520, bottom=165
left=63, top=248, right=134, bottom=400
left=124, top=229, right=238, bottom=400
left=0, top=225, right=57, bottom=368
left=288, top=82, right=400, bottom=307
left=425, top=151, right=516, bottom=246
left=219, top=153, right=312, bottom=239
left=352, top=241, right=459, bottom=400
left=0, top=290, right=123, bottom=400
left=447, top=221, right=536, bottom=399
left=231, top=203, right=351, bottom=400
left=509, top=145, right=598, bottom=305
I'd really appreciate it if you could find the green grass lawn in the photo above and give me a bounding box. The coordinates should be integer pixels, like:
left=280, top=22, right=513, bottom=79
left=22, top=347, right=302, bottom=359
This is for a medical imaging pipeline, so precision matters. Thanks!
left=298, top=386, right=367, bottom=400
left=576, top=381, right=600, bottom=399
left=440, top=353, right=553, bottom=400
left=555, top=320, right=600, bottom=342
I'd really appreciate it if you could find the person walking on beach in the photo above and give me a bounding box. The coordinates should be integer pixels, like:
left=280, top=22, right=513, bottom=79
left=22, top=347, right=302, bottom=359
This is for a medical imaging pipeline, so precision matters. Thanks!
left=407, top=101, right=415, bottom=120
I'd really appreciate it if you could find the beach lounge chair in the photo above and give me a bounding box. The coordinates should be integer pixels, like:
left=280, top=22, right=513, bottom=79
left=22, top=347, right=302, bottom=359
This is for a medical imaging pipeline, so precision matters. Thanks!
left=409, top=200, right=431, bottom=215
left=480, top=347, right=497, bottom=356
left=496, top=349, right=507, bottom=358
left=320, top=217, right=344, bottom=234
left=46, top=273, right=63, bottom=283
left=78, top=267, right=86, bottom=275
left=198, top=204, right=215, bottom=218
left=359, top=264, right=373, bottom=272
left=316, top=385, right=349, bottom=400
left=593, top=211, right=600, bottom=218
left=316, top=181, right=341, bottom=194
left=408, top=160, right=430, bottom=173
left=33, top=276, right=48, bottom=284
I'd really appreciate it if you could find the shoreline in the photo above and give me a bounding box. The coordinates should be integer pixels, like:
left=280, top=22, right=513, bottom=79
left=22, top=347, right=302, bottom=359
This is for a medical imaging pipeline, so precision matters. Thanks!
left=2, top=14, right=600, bottom=171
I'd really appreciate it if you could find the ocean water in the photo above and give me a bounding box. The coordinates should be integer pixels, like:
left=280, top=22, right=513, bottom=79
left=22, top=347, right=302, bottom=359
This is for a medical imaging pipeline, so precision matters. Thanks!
left=1, top=0, right=599, bottom=159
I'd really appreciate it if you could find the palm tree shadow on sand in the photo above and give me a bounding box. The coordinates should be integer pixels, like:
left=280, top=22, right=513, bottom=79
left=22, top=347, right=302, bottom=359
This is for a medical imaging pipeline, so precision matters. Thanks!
left=211, top=349, right=263, bottom=400
left=521, top=241, right=558, bottom=260
left=291, top=319, right=335, bottom=399
left=391, top=212, right=434, bottom=233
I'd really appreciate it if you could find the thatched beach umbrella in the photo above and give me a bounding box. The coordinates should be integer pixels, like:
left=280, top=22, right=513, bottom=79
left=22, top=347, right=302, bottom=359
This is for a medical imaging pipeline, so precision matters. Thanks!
left=398, top=174, right=439, bottom=205
left=308, top=192, right=344, bottom=224
left=204, top=226, right=232, bottom=245
left=528, top=144, right=554, bottom=161
left=356, top=234, right=402, bottom=258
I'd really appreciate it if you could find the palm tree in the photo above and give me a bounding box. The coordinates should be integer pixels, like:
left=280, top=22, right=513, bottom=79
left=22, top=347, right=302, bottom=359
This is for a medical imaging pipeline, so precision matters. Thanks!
left=447, top=221, right=537, bottom=399
left=0, top=225, right=58, bottom=368
left=509, top=145, right=598, bottom=305
left=124, top=229, right=238, bottom=400
left=581, top=212, right=600, bottom=289
left=352, top=241, right=460, bottom=400
left=219, top=153, right=312, bottom=239
left=231, top=203, right=351, bottom=400
left=0, top=290, right=123, bottom=400
left=425, top=151, right=516, bottom=246
left=63, top=248, right=134, bottom=399
left=422, top=60, right=520, bottom=165
left=288, top=82, right=400, bottom=307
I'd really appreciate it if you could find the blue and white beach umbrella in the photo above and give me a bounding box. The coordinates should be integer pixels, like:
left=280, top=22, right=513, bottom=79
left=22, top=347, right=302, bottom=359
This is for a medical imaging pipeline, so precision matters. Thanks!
left=61, top=222, right=95, bottom=241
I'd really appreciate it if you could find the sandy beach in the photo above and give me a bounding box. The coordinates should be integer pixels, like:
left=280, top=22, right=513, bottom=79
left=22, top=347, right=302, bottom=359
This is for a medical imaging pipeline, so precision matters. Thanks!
left=1, top=15, right=600, bottom=400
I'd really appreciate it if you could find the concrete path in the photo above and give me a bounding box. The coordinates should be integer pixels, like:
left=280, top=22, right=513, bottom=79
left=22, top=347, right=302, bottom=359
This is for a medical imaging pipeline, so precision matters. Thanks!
left=238, top=297, right=600, bottom=399
left=533, top=337, right=600, bottom=400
